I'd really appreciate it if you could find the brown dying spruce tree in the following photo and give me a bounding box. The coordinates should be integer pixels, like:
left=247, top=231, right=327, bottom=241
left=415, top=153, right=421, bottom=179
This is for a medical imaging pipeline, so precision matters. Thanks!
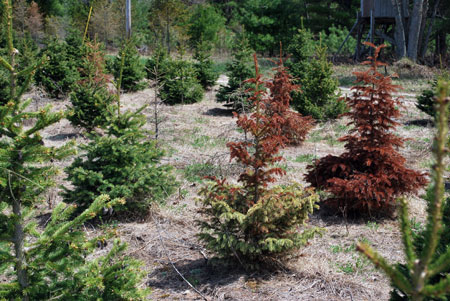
left=305, top=43, right=427, bottom=215
left=265, top=48, right=314, bottom=145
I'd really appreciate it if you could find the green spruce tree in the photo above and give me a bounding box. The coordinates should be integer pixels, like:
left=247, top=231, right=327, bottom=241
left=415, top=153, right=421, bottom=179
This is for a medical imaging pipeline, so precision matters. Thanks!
left=68, top=39, right=115, bottom=132
left=216, top=34, right=254, bottom=111
left=0, top=2, right=149, bottom=299
left=65, top=46, right=176, bottom=213
left=288, top=29, right=346, bottom=121
left=112, top=39, right=146, bottom=92
left=193, top=38, right=218, bottom=90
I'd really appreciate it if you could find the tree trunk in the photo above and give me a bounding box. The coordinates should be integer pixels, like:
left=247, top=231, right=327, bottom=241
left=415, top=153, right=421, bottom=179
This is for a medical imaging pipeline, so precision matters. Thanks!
left=407, top=0, right=425, bottom=61
left=12, top=196, right=29, bottom=301
left=417, top=0, right=429, bottom=59
left=420, top=0, right=441, bottom=60
left=391, top=0, right=407, bottom=58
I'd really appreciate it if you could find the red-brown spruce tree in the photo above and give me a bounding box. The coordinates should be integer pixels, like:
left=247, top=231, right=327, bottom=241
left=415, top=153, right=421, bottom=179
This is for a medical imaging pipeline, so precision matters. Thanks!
left=265, top=50, right=314, bottom=145
left=305, top=43, right=427, bottom=215
left=198, top=54, right=320, bottom=266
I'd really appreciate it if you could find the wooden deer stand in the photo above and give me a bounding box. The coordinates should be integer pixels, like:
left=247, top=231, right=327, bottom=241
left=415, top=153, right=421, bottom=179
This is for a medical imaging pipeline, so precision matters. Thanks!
left=336, top=0, right=409, bottom=60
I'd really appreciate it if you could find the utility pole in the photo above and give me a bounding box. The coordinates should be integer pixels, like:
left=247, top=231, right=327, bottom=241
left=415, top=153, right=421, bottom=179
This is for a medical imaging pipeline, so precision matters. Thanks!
left=125, top=0, right=131, bottom=39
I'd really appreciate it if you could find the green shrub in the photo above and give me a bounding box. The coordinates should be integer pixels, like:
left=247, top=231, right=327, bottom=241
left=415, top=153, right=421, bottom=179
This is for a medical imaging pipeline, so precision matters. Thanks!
left=416, top=74, right=450, bottom=118
left=193, top=40, right=219, bottom=89
left=145, top=46, right=170, bottom=80
left=112, top=40, right=146, bottom=92
left=159, top=59, right=204, bottom=105
left=198, top=182, right=320, bottom=263
left=69, top=83, right=115, bottom=131
left=288, top=29, right=346, bottom=121
left=63, top=110, right=176, bottom=213
left=216, top=35, right=254, bottom=110
left=34, top=38, right=80, bottom=98
left=289, top=37, right=346, bottom=121
left=68, top=40, right=116, bottom=132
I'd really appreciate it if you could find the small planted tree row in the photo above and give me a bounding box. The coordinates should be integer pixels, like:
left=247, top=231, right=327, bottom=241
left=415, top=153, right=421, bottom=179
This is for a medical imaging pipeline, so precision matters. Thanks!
left=0, top=1, right=149, bottom=299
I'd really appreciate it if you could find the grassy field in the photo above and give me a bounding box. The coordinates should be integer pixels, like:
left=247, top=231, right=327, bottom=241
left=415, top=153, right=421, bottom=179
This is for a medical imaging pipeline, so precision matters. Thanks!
left=34, top=61, right=441, bottom=299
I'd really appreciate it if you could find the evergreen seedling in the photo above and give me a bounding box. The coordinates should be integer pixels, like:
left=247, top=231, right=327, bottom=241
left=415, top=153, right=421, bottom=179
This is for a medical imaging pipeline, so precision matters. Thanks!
left=216, top=34, right=254, bottom=111
left=416, top=72, right=450, bottom=119
left=68, top=40, right=115, bottom=132
left=358, top=80, right=450, bottom=301
left=0, top=2, right=148, bottom=299
left=159, top=57, right=204, bottom=105
left=305, top=43, right=427, bottom=215
left=112, top=39, right=146, bottom=92
left=193, top=39, right=218, bottom=90
left=287, top=28, right=345, bottom=121
left=34, top=35, right=81, bottom=98
left=65, top=45, right=176, bottom=214
left=198, top=55, right=320, bottom=266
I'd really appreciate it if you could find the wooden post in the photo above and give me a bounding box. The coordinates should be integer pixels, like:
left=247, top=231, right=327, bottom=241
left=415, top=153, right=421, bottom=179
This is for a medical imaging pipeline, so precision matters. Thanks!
left=125, top=0, right=131, bottom=39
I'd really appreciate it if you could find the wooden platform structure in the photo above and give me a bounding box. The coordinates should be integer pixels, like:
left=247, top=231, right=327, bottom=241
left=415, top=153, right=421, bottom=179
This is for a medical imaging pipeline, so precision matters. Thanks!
left=336, top=0, right=410, bottom=60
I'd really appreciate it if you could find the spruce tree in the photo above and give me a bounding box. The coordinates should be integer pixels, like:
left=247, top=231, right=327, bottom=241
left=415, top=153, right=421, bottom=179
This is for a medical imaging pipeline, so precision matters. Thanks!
left=358, top=80, right=450, bottom=301
left=34, top=37, right=80, bottom=98
left=287, top=28, right=346, bottom=121
left=112, top=39, right=146, bottom=92
left=0, top=2, right=149, bottom=299
left=158, top=57, right=204, bottom=105
left=216, top=34, right=254, bottom=111
left=68, top=39, right=115, bottom=132
left=65, top=46, right=176, bottom=213
left=193, top=38, right=219, bottom=90
left=305, top=44, right=427, bottom=215
left=198, top=55, right=320, bottom=266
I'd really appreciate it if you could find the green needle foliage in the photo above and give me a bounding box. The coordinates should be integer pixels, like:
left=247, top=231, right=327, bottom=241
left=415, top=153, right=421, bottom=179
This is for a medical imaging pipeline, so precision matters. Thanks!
left=65, top=52, right=176, bottom=213
left=63, top=109, right=177, bottom=214
left=68, top=40, right=116, bottom=132
left=287, top=27, right=346, bottom=121
left=357, top=80, right=450, bottom=301
left=417, top=72, right=450, bottom=119
left=112, top=39, right=146, bottom=92
left=193, top=39, right=219, bottom=90
left=0, top=2, right=148, bottom=299
left=159, top=58, right=204, bottom=105
left=216, top=34, right=254, bottom=111
left=34, top=33, right=82, bottom=98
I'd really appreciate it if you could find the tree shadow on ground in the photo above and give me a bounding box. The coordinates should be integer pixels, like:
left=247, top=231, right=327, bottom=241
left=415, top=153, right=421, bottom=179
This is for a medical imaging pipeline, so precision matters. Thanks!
left=203, top=107, right=234, bottom=117
left=147, top=257, right=281, bottom=297
left=47, top=132, right=81, bottom=141
left=403, top=118, right=433, bottom=127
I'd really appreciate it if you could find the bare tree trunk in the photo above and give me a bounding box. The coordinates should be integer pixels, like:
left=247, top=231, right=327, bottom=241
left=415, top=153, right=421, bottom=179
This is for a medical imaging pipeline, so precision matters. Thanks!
left=417, top=0, right=429, bottom=58
left=12, top=196, right=29, bottom=301
left=391, top=0, right=407, bottom=58
left=420, top=0, right=441, bottom=60
left=407, top=0, right=425, bottom=62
